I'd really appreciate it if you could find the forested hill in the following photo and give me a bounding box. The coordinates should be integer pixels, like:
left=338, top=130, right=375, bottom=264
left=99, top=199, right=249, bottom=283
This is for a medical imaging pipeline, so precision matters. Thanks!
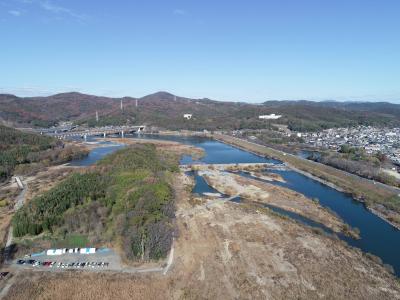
left=0, top=125, right=56, bottom=181
left=0, top=125, right=87, bottom=182
left=12, top=144, right=177, bottom=261
left=1, top=92, right=399, bottom=131
left=261, top=100, right=400, bottom=131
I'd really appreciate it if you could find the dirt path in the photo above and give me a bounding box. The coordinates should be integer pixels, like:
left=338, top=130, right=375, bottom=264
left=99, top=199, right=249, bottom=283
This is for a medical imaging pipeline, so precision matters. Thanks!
left=5, top=177, right=27, bottom=249
left=0, top=272, right=18, bottom=300
left=163, top=238, right=174, bottom=275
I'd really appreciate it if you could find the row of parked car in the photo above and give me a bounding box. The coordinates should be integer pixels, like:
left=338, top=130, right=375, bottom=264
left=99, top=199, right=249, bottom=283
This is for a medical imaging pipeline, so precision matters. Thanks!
left=16, top=259, right=109, bottom=268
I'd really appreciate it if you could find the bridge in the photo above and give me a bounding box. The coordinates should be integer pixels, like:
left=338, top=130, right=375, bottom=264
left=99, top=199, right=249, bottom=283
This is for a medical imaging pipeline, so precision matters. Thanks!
left=47, top=126, right=146, bottom=140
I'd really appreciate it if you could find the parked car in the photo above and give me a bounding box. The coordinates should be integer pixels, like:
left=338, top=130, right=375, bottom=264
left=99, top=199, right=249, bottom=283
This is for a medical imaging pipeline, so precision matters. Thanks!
left=16, top=260, right=25, bottom=265
left=33, top=261, right=40, bottom=267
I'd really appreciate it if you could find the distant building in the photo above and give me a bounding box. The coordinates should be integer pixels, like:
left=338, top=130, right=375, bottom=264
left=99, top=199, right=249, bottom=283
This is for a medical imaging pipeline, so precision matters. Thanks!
left=183, top=114, right=192, bottom=120
left=259, top=114, right=282, bottom=120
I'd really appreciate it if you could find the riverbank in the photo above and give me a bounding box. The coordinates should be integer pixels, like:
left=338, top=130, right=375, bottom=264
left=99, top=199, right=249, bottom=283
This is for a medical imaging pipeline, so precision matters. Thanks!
left=214, top=134, right=400, bottom=230
left=198, top=169, right=358, bottom=237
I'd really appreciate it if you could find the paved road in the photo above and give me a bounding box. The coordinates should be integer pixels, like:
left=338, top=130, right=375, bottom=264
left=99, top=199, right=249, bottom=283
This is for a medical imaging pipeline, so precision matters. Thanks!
left=180, top=162, right=286, bottom=172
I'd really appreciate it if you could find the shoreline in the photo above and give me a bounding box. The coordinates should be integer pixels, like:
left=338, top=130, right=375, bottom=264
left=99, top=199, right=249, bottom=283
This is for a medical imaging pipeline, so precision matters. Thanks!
left=77, top=132, right=400, bottom=231
left=288, top=165, right=400, bottom=231
left=213, top=134, right=400, bottom=231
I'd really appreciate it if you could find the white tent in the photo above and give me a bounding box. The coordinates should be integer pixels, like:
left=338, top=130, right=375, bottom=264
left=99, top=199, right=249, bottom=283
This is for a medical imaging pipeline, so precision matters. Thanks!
left=46, top=249, right=63, bottom=256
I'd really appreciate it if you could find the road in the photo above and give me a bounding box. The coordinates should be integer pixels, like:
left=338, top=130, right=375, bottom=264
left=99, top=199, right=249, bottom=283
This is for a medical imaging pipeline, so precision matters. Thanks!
left=5, top=177, right=27, bottom=249
left=1, top=177, right=26, bottom=299
left=163, top=238, right=174, bottom=275
left=180, top=162, right=286, bottom=172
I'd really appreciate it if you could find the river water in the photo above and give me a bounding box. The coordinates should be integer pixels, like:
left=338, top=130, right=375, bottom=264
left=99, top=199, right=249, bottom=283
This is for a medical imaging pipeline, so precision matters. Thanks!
left=69, top=134, right=400, bottom=276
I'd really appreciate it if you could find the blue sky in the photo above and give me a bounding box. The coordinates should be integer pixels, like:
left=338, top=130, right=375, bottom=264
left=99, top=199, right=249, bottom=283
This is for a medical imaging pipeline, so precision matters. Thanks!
left=1, top=0, right=399, bottom=102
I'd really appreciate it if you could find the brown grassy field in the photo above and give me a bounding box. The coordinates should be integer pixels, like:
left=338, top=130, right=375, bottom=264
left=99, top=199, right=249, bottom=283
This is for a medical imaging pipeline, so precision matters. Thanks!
left=5, top=172, right=400, bottom=300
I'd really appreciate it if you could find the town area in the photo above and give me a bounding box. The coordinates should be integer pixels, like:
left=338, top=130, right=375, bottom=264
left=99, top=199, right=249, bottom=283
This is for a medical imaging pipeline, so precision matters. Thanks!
left=301, top=126, right=400, bottom=165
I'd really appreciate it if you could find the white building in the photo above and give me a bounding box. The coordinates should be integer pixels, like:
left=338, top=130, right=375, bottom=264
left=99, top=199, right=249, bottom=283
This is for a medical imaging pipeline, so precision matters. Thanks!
left=259, top=114, right=282, bottom=120
left=183, top=114, right=192, bottom=120
left=80, top=248, right=96, bottom=254
left=46, top=249, right=63, bottom=256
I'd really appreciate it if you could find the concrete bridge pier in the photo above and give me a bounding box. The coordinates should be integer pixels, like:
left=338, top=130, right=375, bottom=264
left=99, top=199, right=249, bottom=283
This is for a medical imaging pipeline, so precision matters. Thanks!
left=103, top=132, right=106, bottom=138
left=121, top=130, right=125, bottom=138
left=83, top=134, right=87, bottom=142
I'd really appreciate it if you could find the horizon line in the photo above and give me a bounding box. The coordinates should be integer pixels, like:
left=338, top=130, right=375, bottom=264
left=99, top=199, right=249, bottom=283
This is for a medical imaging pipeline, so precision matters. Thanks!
left=1, top=90, right=400, bottom=105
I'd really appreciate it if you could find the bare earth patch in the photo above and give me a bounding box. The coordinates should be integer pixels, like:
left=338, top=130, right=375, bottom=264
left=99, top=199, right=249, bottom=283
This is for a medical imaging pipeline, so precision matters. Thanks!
left=4, top=173, right=400, bottom=300
left=199, top=169, right=354, bottom=236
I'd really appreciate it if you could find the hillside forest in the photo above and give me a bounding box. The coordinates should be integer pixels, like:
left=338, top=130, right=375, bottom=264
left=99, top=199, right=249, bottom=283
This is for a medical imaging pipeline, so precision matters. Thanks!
left=12, top=144, right=178, bottom=261
left=0, top=125, right=88, bottom=182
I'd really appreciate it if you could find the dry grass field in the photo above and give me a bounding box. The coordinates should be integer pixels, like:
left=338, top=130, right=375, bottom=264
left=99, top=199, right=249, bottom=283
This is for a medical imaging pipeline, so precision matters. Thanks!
left=4, top=173, right=400, bottom=300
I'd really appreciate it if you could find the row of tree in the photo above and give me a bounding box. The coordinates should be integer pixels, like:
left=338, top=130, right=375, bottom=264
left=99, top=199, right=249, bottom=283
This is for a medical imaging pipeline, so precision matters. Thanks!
left=308, top=149, right=399, bottom=188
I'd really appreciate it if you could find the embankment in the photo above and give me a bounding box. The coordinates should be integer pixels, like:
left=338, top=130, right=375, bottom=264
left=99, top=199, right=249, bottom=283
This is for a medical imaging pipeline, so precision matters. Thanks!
left=214, top=134, right=400, bottom=230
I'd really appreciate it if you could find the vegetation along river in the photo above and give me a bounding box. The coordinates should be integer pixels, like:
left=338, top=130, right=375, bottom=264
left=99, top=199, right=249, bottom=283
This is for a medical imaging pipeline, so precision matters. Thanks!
left=69, top=134, right=400, bottom=276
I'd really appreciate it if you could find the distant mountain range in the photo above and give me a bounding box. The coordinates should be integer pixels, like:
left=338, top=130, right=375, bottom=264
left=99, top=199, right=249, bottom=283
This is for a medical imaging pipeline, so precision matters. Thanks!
left=1, top=91, right=399, bottom=131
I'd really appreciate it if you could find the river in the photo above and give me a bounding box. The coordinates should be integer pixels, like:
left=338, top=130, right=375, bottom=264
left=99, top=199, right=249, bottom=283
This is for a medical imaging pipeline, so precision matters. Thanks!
left=69, top=134, right=400, bottom=276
